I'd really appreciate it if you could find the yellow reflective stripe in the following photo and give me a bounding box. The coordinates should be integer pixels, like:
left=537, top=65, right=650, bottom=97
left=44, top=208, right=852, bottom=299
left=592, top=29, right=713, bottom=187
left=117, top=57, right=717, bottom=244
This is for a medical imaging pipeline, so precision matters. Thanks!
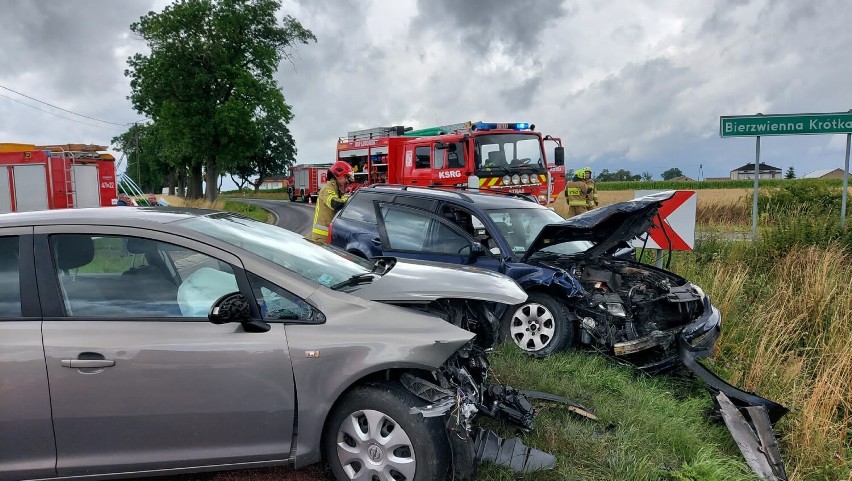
left=313, top=223, right=328, bottom=233
left=566, top=187, right=581, bottom=196
left=539, top=174, right=547, bottom=183
left=568, top=200, right=588, bottom=206
left=479, top=178, right=487, bottom=187
left=488, top=177, right=500, bottom=186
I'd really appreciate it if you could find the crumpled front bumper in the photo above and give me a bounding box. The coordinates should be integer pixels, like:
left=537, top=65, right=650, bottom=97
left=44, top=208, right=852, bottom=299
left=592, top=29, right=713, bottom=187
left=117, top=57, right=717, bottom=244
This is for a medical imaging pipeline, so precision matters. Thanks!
left=612, top=295, right=722, bottom=371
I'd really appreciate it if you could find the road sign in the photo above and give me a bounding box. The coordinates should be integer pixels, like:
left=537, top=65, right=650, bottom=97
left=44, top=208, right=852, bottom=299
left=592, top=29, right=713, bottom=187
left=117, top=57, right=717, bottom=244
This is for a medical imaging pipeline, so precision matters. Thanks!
left=720, top=112, right=852, bottom=137
left=631, top=190, right=696, bottom=251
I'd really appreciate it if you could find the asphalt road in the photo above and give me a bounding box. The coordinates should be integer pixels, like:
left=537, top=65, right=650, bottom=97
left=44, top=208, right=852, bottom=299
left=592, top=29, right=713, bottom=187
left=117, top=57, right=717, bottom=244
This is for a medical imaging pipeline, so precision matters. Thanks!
left=240, top=198, right=314, bottom=235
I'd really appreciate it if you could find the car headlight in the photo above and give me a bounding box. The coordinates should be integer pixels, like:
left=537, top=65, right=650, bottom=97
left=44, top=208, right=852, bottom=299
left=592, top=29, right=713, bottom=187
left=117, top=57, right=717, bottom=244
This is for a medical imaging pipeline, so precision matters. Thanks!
left=521, top=174, right=530, bottom=184
left=502, top=175, right=511, bottom=185
left=511, top=174, right=520, bottom=185
left=605, top=302, right=627, bottom=317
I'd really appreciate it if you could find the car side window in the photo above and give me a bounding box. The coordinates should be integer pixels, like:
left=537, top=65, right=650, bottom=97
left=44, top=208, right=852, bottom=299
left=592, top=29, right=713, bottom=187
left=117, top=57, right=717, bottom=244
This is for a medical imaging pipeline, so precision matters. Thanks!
left=339, top=192, right=391, bottom=224
left=0, top=236, right=21, bottom=317
left=380, top=205, right=473, bottom=255
left=247, top=273, right=323, bottom=323
left=50, top=234, right=238, bottom=318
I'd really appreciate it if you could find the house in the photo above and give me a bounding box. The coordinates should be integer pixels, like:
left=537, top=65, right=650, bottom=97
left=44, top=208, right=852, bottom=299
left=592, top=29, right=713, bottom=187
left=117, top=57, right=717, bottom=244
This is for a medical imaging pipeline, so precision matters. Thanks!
left=258, top=175, right=289, bottom=190
left=729, top=163, right=782, bottom=180
left=668, top=176, right=695, bottom=182
left=801, top=168, right=851, bottom=180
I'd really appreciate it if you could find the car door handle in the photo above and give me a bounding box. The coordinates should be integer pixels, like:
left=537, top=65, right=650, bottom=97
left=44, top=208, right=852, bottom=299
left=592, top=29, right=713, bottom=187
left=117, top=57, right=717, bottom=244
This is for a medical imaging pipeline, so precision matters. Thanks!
left=371, top=237, right=381, bottom=246
left=61, top=359, right=116, bottom=368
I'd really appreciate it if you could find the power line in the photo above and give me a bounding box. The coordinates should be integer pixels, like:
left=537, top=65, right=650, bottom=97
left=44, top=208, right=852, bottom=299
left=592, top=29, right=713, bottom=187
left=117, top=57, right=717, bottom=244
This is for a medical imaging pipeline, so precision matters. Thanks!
left=0, top=91, right=126, bottom=131
left=0, top=84, right=134, bottom=126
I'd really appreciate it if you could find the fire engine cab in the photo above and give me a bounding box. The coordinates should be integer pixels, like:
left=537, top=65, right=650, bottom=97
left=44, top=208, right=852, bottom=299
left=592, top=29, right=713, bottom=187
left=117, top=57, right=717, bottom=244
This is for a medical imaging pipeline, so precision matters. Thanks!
left=0, top=143, right=118, bottom=213
left=336, top=121, right=565, bottom=204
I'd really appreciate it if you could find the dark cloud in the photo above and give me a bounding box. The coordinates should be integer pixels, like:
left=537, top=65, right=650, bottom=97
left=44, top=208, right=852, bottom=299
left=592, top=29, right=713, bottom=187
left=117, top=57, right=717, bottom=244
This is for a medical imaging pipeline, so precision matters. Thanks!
left=411, top=0, right=569, bottom=55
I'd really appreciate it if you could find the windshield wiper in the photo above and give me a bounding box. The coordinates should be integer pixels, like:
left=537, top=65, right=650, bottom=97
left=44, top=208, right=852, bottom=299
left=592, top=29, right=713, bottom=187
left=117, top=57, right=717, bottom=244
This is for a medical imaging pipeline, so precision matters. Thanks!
left=330, top=272, right=379, bottom=291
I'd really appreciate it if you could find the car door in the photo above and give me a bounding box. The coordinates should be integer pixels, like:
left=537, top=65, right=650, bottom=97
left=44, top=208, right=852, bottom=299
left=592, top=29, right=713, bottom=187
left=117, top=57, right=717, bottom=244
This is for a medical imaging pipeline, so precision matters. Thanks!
left=34, top=226, right=296, bottom=476
left=0, top=228, right=57, bottom=481
left=374, top=203, right=489, bottom=267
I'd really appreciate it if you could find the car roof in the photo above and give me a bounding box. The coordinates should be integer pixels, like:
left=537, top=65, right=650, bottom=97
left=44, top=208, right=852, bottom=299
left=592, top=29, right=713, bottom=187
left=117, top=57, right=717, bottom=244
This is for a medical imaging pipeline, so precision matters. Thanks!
left=358, top=185, right=546, bottom=210
left=0, top=207, right=219, bottom=229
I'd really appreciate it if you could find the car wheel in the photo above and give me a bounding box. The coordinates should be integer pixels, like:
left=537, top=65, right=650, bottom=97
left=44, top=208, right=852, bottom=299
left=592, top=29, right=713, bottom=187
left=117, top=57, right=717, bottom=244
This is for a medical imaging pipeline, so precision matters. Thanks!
left=322, top=382, right=449, bottom=481
left=288, top=190, right=296, bottom=202
left=501, top=292, right=574, bottom=358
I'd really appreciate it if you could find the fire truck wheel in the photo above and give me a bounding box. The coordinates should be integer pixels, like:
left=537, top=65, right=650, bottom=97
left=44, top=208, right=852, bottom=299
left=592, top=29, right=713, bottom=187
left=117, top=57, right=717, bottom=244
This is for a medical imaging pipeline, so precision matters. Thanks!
left=500, top=292, right=575, bottom=358
left=288, top=189, right=296, bottom=202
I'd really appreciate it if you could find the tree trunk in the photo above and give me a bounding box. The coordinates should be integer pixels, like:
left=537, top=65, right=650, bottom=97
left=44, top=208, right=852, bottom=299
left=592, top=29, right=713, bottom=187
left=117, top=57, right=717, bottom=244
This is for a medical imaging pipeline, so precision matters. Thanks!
left=177, top=168, right=187, bottom=198
left=167, top=172, right=176, bottom=196
left=189, top=163, right=203, bottom=199
left=204, top=156, right=218, bottom=202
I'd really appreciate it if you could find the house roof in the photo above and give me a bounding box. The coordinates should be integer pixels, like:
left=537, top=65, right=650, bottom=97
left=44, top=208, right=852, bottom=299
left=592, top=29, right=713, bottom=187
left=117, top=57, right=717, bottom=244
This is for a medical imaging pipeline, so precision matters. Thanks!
left=261, top=175, right=289, bottom=182
left=801, top=168, right=850, bottom=179
left=731, top=162, right=782, bottom=172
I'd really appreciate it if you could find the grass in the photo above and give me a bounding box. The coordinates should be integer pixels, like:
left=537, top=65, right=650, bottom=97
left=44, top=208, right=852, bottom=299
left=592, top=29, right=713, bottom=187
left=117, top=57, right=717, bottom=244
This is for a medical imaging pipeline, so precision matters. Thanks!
left=479, top=347, right=758, bottom=481
left=160, top=195, right=273, bottom=223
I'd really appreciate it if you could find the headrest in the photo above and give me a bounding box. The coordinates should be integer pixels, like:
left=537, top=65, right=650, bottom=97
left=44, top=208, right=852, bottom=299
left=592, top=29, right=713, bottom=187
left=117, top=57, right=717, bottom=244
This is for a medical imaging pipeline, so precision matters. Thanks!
left=55, top=235, right=94, bottom=271
left=127, top=237, right=155, bottom=254
left=487, top=151, right=506, bottom=165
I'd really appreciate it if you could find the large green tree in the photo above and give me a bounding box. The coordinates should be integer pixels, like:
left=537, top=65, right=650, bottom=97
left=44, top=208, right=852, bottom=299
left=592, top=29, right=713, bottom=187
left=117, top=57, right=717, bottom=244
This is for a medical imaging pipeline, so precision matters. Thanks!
left=227, top=107, right=297, bottom=192
left=125, top=0, right=314, bottom=200
left=596, top=169, right=641, bottom=182
left=112, top=123, right=170, bottom=194
left=661, top=167, right=684, bottom=180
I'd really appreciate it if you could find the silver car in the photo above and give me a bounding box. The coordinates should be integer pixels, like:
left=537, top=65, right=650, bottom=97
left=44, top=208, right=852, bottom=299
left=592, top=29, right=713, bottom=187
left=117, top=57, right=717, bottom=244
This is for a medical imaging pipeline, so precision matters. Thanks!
left=0, top=207, right=560, bottom=481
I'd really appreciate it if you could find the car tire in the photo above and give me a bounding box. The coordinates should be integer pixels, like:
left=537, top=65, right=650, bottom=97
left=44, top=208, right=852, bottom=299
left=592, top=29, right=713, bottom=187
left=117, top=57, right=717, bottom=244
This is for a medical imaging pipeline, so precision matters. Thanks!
left=322, top=382, right=449, bottom=481
left=501, top=292, right=574, bottom=358
left=288, top=189, right=296, bottom=202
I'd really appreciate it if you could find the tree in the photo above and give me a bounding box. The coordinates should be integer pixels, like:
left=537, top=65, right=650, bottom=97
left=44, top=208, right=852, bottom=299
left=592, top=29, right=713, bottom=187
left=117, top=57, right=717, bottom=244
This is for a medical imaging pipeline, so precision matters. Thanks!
left=641, top=171, right=653, bottom=181
left=125, top=0, right=315, bottom=200
left=785, top=166, right=796, bottom=179
left=661, top=167, right=684, bottom=180
left=596, top=169, right=641, bottom=182
left=112, top=123, right=171, bottom=194
left=227, top=108, right=297, bottom=192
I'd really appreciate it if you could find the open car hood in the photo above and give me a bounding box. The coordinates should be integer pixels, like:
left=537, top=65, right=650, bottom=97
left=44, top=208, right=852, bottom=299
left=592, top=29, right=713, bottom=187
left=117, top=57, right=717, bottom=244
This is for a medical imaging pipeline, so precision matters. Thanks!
left=522, top=191, right=675, bottom=261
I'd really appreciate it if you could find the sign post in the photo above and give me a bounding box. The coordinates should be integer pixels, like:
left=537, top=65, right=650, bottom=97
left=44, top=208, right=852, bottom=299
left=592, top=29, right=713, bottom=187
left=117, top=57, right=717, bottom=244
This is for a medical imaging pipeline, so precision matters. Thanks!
left=720, top=111, right=852, bottom=235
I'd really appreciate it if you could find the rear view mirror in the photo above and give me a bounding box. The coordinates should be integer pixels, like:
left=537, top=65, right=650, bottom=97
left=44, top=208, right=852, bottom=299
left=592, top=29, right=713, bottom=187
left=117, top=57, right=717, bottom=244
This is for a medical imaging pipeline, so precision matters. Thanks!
left=554, top=147, right=565, bottom=166
left=470, top=242, right=487, bottom=258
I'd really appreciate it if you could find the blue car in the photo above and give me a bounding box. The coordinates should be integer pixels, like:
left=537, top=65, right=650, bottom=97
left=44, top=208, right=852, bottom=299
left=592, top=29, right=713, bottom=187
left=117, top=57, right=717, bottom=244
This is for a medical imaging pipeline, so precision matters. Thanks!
left=329, top=186, right=721, bottom=369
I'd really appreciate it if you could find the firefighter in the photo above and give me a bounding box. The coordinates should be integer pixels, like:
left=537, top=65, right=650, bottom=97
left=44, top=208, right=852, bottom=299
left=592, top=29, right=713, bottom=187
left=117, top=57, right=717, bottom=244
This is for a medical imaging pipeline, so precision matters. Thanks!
left=582, top=167, right=599, bottom=209
left=564, top=168, right=590, bottom=217
left=311, top=161, right=355, bottom=243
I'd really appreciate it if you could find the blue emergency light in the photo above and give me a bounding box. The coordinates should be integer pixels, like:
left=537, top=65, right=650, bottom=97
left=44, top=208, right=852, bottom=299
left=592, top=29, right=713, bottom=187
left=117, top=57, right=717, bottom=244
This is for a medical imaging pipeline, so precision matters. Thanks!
left=472, top=122, right=533, bottom=131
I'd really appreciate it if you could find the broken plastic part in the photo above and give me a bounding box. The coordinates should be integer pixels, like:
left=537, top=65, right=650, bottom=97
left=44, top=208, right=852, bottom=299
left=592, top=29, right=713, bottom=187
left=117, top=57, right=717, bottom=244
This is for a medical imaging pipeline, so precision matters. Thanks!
left=409, top=397, right=455, bottom=418
left=678, top=337, right=788, bottom=423
left=474, top=429, right=556, bottom=473
left=717, top=392, right=787, bottom=481
left=519, top=389, right=599, bottom=421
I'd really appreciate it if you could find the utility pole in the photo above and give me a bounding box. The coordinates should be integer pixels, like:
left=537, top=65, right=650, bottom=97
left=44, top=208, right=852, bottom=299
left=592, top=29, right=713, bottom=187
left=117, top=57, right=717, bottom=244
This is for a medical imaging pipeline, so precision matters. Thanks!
left=135, top=122, right=141, bottom=189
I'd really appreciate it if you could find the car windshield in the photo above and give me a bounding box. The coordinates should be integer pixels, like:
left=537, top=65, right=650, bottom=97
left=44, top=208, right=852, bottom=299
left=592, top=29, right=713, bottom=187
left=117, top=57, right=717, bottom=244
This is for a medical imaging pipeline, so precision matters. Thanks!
left=180, top=213, right=372, bottom=288
left=485, top=208, right=561, bottom=255
left=474, top=134, right=546, bottom=174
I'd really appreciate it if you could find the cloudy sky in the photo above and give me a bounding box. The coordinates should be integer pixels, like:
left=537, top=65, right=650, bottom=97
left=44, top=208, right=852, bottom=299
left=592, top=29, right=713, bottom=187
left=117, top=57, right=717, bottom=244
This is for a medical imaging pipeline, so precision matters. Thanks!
left=2, top=0, right=852, bottom=181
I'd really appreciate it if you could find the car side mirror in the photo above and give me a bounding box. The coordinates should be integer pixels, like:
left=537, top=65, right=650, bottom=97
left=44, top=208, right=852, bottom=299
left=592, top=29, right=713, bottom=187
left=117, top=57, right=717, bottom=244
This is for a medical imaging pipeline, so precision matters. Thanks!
left=208, top=292, right=270, bottom=333
left=470, top=241, right=487, bottom=258
left=554, top=146, right=565, bottom=166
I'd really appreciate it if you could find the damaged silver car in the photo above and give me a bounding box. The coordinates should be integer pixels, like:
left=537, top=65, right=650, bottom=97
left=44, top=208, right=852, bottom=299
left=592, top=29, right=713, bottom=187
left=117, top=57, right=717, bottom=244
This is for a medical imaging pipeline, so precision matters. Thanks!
left=0, top=208, right=561, bottom=481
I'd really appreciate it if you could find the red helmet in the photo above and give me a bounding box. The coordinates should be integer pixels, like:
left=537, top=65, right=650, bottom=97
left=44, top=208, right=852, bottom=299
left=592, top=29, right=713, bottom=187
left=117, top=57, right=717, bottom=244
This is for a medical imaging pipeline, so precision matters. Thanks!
left=329, top=161, right=354, bottom=180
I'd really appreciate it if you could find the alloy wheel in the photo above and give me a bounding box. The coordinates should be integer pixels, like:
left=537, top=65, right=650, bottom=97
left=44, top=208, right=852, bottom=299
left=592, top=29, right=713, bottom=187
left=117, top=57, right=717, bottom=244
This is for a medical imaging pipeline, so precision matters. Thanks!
left=509, top=302, right=556, bottom=352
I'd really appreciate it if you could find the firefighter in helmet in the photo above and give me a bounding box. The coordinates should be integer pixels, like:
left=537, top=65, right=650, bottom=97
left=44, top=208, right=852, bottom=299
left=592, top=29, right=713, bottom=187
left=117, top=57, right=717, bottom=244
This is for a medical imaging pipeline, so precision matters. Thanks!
left=581, top=167, right=599, bottom=209
left=311, top=161, right=355, bottom=243
left=565, top=168, right=590, bottom=217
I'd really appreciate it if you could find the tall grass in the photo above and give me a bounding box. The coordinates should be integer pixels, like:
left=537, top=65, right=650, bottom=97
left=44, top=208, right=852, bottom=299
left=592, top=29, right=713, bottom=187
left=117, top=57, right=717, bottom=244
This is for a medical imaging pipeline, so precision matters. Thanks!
left=160, top=196, right=272, bottom=223
left=674, top=239, right=852, bottom=480
left=596, top=179, right=847, bottom=191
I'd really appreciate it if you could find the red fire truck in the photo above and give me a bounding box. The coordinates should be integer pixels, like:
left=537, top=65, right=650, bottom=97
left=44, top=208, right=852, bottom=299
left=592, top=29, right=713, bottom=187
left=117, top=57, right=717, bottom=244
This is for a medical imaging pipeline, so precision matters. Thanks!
left=287, top=164, right=332, bottom=203
left=0, top=143, right=117, bottom=213
left=335, top=121, right=565, bottom=204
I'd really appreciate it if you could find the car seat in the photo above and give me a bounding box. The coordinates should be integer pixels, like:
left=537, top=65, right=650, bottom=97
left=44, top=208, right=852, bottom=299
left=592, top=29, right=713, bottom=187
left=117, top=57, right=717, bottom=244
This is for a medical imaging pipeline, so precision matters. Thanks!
left=121, top=238, right=182, bottom=315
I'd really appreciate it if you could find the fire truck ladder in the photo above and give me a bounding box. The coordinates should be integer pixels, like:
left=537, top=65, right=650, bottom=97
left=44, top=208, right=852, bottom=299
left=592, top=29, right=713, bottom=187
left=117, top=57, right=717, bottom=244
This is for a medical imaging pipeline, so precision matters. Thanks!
left=346, top=125, right=412, bottom=141
left=61, top=149, right=77, bottom=209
